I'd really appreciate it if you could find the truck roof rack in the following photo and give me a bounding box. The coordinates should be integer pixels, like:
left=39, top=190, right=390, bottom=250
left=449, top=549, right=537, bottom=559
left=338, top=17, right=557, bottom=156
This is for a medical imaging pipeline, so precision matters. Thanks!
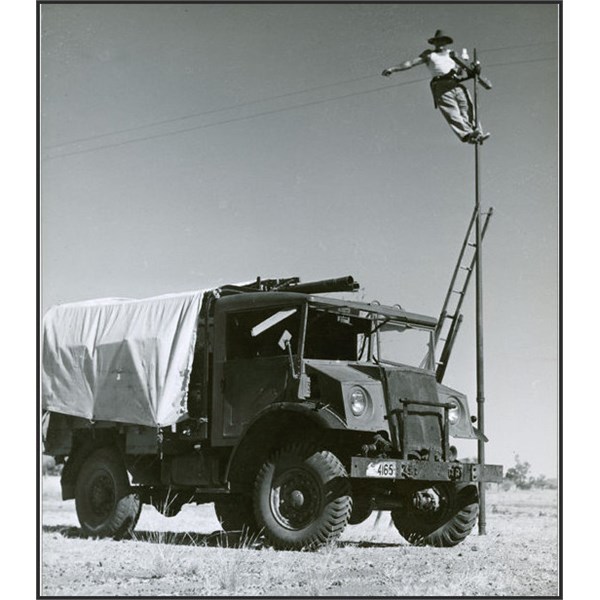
left=216, top=275, right=359, bottom=297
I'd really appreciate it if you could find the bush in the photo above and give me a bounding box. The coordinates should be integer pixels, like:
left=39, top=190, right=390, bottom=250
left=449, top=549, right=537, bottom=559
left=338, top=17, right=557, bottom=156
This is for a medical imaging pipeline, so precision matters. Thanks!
left=42, top=455, right=63, bottom=476
left=504, top=455, right=555, bottom=490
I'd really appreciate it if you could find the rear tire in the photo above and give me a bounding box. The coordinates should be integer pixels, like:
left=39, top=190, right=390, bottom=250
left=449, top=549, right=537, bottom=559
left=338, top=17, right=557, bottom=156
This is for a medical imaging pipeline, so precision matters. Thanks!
left=254, top=443, right=352, bottom=550
left=391, top=483, right=478, bottom=547
left=75, top=447, right=141, bottom=538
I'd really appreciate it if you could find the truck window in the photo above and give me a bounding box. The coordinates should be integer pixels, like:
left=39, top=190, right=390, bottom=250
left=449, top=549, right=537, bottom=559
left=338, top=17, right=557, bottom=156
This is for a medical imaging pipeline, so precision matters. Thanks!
left=304, top=309, right=370, bottom=361
left=226, top=308, right=300, bottom=360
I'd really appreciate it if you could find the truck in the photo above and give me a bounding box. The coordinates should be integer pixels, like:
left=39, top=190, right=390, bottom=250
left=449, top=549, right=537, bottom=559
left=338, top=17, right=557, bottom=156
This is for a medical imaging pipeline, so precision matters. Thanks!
left=42, top=275, right=502, bottom=550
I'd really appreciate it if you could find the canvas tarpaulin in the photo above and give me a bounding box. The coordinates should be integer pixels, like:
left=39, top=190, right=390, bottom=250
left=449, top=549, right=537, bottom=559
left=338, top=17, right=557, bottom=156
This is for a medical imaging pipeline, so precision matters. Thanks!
left=42, top=290, right=206, bottom=427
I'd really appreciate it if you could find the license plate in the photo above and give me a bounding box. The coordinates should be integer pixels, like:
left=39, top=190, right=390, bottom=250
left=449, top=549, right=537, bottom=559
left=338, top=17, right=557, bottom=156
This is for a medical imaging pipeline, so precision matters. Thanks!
left=365, top=461, right=397, bottom=478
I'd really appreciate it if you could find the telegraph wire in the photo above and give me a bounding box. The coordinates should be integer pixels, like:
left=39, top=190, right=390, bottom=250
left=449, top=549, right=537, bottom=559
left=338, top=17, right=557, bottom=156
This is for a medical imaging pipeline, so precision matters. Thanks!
left=43, top=77, right=428, bottom=161
left=43, top=56, right=557, bottom=162
left=483, top=56, right=557, bottom=69
left=44, top=72, right=379, bottom=150
left=479, top=41, right=557, bottom=53
left=44, top=41, right=557, bottom=152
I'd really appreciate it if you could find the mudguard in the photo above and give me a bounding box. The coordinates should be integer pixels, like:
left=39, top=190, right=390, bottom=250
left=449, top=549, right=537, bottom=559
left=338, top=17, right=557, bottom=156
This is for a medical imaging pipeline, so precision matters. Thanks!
left=224, top=401, right=346, bottom=483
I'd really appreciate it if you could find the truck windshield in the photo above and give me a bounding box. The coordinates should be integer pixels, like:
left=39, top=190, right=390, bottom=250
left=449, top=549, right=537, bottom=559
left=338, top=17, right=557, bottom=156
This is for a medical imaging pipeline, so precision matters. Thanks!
left=303, top=307, right=434, bottom=370
left=374, top=322, right=434, bottom=370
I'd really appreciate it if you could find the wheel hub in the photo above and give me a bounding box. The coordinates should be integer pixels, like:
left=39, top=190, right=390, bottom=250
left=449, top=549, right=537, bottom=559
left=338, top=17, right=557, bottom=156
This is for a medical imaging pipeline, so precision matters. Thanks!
left=270, top=468, right=321, bottom=530
left=89, top=473, right=115, bottom=518
left=290, top=489, right=305, bottom=508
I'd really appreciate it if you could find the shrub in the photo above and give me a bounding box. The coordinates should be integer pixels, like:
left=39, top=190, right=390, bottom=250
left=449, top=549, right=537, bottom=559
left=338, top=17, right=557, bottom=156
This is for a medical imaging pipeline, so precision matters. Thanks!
left=504, top=455, right=555, bottom=490
left=42, top=455, right=63, bottom=476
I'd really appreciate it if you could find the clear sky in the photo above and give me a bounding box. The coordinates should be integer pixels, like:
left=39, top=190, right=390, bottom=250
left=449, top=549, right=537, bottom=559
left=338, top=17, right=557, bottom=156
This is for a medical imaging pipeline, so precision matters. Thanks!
left=39, top=2, right=559, bottom=477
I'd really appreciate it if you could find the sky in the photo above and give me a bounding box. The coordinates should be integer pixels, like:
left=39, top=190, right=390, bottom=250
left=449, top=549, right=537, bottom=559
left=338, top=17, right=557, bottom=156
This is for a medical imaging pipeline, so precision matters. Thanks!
left=39, top=2, right=559, bottom=477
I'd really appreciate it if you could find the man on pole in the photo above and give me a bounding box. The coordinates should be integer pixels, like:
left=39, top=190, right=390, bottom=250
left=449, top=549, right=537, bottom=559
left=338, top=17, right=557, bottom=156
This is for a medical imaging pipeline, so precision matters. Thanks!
left=382, top=30, right=490, bottom=144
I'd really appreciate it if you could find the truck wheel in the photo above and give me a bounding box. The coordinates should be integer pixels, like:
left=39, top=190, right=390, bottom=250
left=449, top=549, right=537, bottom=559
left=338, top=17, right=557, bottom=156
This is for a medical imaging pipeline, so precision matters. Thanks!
left=348, top=496, right=373, bottom=525
left=391, top=483, right=478, bottom=547
left=75, top=447, right=141, bottom=539
left=214, top=496, right=259, bottom=535
left=254, top=443, right=352, bottom=550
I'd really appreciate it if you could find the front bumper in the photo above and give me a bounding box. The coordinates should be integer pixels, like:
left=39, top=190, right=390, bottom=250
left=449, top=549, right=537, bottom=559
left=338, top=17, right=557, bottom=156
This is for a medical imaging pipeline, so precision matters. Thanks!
left=351, top=456, right=503, bottom=483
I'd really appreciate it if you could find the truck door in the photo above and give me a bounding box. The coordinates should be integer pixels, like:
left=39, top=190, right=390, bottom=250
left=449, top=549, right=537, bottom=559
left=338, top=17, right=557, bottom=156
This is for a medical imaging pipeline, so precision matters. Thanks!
left=211, top=305, right=301, bottom=444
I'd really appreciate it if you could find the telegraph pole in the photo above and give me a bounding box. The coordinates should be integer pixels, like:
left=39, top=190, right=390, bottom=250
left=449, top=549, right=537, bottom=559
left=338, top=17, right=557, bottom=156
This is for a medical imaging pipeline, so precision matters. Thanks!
left=381, top=39, right=493, bottom=536
left=472, top=48, right=487, bottom=536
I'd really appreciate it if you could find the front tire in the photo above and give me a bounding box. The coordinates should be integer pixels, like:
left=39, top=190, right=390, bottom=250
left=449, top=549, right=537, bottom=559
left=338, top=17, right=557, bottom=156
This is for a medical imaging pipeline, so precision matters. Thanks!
left=254, top=443, right=352, bottom=550
left=391, top=483, right=478, bottom=547
left=75, top=447, right=141, bottom=538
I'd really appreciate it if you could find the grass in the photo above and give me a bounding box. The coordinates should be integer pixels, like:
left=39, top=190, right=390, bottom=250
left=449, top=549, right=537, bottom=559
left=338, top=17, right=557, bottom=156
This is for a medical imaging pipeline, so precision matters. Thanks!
left=130, top=493, right=263, bottom=592
left=42, top=481, right=559, bottom=596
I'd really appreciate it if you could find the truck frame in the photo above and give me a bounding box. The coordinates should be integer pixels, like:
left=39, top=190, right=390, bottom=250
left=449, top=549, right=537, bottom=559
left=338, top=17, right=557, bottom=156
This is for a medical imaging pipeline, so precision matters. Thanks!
left=43, top=275, right=502, bottom=550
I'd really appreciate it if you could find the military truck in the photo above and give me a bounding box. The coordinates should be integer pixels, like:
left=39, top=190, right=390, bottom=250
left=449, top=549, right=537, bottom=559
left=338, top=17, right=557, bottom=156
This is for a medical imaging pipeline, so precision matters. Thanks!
left=42, top=275, right=502, bottom=550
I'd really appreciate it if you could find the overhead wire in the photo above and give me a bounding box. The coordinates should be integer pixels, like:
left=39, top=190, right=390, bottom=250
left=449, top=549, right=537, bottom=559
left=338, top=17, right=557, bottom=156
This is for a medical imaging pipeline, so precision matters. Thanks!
left=44, top=40, right=557, bottom=152
left=43, top=77, right=428, bottom=161
left=483, top=56, right=557, bottom=69
left=42, top=54, right=557, bottom=162
left=478, top=41, right=558, bottom=53
left=44, top=72, right=379, bottom=150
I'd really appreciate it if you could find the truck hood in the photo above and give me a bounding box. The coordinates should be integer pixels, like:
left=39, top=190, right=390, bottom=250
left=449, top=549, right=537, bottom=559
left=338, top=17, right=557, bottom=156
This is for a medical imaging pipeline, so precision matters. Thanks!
left=304, top=360, right=479, bottom=441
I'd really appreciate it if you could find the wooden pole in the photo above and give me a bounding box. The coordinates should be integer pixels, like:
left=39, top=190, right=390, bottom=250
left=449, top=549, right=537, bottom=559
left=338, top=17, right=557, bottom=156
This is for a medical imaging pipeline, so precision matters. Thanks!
left=473, top=48, right=487, bottom=536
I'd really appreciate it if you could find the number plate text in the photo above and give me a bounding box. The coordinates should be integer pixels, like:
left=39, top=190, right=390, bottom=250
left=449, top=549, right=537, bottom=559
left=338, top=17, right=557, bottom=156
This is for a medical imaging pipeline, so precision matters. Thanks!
left=365, top=461, right=397, bottom=478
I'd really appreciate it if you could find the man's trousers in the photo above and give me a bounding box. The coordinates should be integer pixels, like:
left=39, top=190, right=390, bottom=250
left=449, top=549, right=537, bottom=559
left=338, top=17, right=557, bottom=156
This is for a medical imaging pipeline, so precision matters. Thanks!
left=430, top=79, right=478, bottom=142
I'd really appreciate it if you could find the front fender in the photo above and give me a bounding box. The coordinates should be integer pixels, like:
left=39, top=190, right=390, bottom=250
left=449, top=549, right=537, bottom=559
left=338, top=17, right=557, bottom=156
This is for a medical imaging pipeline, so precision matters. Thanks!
left=223, top=401, right=346, bottom=486
left=436, top=383, right=479, bottom=439
left=249, top=401, right=347, bottom=429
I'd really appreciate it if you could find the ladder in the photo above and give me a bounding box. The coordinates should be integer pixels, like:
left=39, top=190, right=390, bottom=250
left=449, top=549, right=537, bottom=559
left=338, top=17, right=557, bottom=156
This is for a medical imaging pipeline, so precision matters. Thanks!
left=428, top=205, right=494, bottom=382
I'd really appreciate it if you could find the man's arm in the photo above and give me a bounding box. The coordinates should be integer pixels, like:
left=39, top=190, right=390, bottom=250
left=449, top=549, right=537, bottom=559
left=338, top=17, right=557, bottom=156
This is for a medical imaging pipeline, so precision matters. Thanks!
left=382, top=56, right=425, bottom=77
left=449, top=50, right=493, bottom=90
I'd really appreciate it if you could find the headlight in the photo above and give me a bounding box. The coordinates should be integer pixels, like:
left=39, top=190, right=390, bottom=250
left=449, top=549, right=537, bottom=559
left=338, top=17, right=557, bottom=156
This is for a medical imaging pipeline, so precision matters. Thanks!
left=350, top=386, right=369, bottom=417
left=447, top=399, right=460, bottom=424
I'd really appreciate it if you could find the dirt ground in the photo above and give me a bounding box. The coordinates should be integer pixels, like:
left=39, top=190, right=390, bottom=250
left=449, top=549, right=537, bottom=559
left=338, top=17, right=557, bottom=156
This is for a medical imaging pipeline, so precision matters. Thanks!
left=40, top=476, right=559, bottom=596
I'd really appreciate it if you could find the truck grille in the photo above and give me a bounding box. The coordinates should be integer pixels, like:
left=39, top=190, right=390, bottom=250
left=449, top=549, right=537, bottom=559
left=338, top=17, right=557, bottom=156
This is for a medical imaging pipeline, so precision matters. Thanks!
left=382, top=366, right=445, bottom=460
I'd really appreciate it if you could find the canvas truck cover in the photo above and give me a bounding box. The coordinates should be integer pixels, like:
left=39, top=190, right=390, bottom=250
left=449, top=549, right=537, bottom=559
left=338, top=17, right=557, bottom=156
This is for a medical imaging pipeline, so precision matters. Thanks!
left=42, top=290, right=206, bottom=428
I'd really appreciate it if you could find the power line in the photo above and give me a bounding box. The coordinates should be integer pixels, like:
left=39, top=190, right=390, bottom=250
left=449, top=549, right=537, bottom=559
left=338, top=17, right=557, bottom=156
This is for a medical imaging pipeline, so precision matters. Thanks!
left=43, top=77, right=428, bottom=161
left=44, top=41, right=557, bottom=152
left=486, top=56, right=557, bottom=69
left=42, top=56, right=556, bottom=162
left=480, top=41, right=558, bottom=53
left=44, top=73, right=380, bottom=150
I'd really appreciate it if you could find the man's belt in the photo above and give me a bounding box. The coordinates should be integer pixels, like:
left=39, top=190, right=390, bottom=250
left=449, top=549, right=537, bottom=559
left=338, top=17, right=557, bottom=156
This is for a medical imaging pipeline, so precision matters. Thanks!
left=431, top=70, right=459, bottom=83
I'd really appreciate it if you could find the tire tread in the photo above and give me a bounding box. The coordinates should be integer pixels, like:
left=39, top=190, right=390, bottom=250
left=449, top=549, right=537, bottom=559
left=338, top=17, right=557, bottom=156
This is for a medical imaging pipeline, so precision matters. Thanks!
left=75, top=446, right=140, bottom=539
left=254, top=443, right=351, bottom=550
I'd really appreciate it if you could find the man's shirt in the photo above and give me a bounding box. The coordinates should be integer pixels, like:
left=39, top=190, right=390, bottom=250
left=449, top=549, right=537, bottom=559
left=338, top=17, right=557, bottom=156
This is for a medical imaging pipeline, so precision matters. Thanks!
left=419, top=48, right=456, bottom=78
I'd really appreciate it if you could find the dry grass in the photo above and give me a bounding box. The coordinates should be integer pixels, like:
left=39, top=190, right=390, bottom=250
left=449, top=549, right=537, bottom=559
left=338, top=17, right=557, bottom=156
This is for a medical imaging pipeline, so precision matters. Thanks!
left=41, top=477, right=559, bottom=596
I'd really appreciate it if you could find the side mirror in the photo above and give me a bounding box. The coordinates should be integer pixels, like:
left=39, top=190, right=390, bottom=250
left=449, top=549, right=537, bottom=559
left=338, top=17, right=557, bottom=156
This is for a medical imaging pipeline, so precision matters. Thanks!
left=278, top=330, right=297, bottom=379
left=278, top=329, right=292, bottom=350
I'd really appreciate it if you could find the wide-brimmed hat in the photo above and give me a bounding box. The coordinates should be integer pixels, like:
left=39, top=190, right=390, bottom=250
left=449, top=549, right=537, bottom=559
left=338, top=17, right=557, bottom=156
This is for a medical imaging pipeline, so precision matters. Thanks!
left=428, top=30, right=453, bottom=45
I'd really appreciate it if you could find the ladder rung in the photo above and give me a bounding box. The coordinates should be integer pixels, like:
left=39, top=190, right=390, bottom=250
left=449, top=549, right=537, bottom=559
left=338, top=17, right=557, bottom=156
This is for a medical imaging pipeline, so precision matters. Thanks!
left=451, top=290, right=464, bottom=295
left=460, top=266, right=472, bottom=272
